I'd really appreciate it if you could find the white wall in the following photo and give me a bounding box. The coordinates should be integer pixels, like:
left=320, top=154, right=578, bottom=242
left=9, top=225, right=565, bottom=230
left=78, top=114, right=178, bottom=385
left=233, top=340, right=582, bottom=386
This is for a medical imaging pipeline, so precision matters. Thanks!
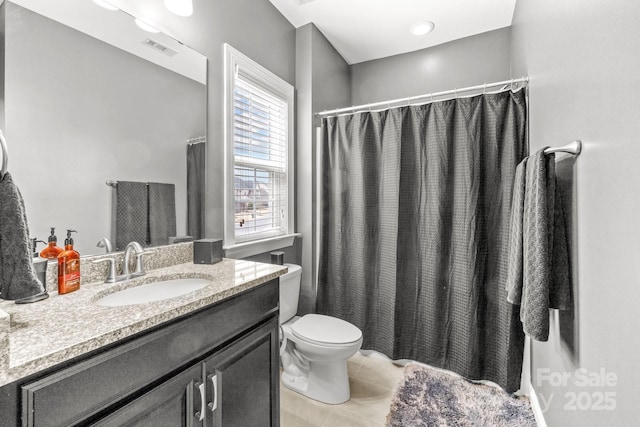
left=511, top=0, right=640, bottom=424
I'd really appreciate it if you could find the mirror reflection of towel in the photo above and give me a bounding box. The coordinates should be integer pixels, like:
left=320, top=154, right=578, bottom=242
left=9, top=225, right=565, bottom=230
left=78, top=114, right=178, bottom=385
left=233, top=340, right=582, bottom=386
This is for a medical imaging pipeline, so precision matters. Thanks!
left=112, top=181, right=148, bottom=251
left=0, top=173, right=45, bottom=300
left=148, top=183, right=176, bottom=247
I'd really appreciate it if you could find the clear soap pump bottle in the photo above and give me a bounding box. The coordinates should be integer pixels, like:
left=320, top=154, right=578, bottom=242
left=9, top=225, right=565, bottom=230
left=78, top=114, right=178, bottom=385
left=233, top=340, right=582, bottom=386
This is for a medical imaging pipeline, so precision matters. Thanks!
left=40, top=227, right=63, bottom=260
left=58, top=229, right=81, bottom=294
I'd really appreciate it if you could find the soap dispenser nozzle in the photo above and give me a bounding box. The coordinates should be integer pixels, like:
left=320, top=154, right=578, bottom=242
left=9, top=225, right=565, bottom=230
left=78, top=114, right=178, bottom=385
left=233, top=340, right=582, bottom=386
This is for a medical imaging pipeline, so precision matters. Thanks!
left=30, top=238, right=46, bottom=257
left=65, top=229, right=78, bottom=246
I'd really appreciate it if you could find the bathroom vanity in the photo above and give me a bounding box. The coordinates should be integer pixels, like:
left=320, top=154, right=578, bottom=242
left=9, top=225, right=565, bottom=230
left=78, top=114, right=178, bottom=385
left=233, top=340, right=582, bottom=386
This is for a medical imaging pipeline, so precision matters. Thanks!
left=0, top=256, right=285, bottom=426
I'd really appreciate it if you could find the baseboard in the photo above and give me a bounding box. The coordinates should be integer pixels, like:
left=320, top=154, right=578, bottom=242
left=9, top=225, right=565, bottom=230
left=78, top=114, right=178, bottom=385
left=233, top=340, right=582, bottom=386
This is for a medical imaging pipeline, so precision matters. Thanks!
left=525, top=380, right=548, bottom=427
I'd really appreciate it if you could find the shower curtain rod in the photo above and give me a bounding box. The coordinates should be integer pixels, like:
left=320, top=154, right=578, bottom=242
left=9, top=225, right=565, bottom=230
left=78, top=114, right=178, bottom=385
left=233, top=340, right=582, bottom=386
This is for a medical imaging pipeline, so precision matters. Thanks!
left=187, top=136, right=206, bottom=146
left=316, top=76, right=529, bottom=117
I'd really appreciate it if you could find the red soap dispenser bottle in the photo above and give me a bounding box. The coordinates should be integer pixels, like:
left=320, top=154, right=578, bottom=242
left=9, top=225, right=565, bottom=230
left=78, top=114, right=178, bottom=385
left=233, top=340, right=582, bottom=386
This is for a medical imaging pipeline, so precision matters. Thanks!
left=40, top=227, right=63, bottom=260
left=58, top=229, right=81, bottom=294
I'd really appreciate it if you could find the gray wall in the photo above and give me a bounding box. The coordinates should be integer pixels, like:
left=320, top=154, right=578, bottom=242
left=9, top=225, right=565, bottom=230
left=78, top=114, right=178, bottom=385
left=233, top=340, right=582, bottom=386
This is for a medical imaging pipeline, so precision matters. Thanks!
left=351, top=28, right=512, bottom=105
left=185, top=0, right=297, bottom=244
left=296, top=23, right=351, bottom=314
left=110, top=0, right=298, bottom=260
left=5, top=3, right=205, bottom=255
left=510, top=0, right=640, bottom=425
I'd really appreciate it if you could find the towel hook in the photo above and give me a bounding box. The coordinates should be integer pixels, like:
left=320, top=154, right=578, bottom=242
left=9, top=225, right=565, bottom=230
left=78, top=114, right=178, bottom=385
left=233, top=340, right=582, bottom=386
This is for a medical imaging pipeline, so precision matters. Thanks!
left=0, top=129, right=9, bottom=181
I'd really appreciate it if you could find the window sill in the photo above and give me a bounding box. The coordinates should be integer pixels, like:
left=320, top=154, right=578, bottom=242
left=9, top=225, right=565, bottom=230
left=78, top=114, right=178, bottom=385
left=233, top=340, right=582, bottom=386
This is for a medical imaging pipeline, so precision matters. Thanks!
left=223, top=233, right=300, bottom=259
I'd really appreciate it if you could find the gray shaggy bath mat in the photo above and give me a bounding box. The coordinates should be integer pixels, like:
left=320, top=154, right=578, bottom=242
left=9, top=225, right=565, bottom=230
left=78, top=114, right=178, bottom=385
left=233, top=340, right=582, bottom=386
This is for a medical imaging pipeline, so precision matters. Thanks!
left=386, top=363, right=536, bottom=427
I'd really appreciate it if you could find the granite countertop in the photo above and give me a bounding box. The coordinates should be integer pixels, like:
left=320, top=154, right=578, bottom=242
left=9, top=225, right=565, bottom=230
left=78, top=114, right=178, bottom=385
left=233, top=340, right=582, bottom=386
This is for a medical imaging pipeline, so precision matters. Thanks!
left=0, top=258, right=287, bottom=387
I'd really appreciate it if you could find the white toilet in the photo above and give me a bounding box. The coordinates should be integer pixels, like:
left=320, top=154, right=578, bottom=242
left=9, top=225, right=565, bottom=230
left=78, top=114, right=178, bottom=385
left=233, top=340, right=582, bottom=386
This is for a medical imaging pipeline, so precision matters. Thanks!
left=279, top=264, right=363, bottom=404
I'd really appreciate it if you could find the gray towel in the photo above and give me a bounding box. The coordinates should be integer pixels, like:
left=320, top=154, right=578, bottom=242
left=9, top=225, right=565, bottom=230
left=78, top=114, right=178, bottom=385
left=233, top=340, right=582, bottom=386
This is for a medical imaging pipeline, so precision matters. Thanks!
left=112, top=181, right=148, bottom=251
left=505, top=148, right=572, bottom=341
left=148, top=183, right=176, bottom=247
left=0, top=173, right=45, bottom=300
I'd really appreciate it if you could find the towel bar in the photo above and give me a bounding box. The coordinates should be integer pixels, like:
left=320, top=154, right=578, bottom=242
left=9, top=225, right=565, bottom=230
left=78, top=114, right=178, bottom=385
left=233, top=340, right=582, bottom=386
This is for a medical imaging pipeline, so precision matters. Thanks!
left=0, top=129, right=8, bottom=180
left=544, top=140, right=581, bottom=155
left=106, top=180, right=152, bottom=187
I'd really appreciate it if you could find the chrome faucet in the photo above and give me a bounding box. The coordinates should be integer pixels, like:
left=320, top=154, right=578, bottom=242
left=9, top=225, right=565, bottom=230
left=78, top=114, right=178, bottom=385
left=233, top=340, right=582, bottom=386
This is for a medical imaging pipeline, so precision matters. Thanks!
left=92, top=242, right=154, bottom=284
left=123, top=241, right=152, bottom=278
left=96, top=237, right=113, bottom=254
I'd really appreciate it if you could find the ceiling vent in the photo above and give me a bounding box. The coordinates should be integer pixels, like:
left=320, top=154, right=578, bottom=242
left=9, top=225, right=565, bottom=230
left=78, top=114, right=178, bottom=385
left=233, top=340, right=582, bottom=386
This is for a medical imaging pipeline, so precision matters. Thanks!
left=142, top=38, right=178, bottom=57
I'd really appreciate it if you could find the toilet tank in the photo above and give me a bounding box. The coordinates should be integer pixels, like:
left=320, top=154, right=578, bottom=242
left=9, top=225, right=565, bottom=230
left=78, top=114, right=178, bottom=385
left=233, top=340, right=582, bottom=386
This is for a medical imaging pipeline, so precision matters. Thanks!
left=279, top=264, right=301, bottom=324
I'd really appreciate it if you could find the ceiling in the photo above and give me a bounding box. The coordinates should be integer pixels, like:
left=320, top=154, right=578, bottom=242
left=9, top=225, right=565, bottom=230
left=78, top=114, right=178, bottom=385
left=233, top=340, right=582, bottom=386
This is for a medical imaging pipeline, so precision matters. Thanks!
left=269, top=0, right=517, bottom=64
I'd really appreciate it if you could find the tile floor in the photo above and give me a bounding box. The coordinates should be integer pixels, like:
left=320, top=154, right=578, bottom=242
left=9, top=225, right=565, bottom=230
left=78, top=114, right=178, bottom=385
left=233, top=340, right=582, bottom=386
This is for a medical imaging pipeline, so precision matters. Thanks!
left=280, top=351, right=406, bottom=427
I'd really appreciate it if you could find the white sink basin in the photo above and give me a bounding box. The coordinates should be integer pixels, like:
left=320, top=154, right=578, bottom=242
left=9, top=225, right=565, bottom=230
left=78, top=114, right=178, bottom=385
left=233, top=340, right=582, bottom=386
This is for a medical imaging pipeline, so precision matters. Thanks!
left=96, top=278, right=210, bottom=307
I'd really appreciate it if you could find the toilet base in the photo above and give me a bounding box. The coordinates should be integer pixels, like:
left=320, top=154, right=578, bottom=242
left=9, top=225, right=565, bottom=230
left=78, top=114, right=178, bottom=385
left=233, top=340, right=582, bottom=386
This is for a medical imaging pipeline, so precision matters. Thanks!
left=281, top=360, right=350, bottom=404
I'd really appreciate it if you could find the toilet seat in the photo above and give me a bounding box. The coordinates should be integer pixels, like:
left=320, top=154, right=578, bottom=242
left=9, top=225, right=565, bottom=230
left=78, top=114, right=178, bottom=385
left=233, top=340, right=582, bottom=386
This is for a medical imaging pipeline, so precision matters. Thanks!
left=291, top=314, right=362, bottom=346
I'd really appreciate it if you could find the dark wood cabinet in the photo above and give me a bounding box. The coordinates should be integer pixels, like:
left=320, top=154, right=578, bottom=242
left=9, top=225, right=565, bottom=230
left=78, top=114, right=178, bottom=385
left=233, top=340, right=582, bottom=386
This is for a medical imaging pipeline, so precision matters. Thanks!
left=204, top=318, right=279, bottom=426
left=0, top=279, right=279, bottom=427
left=92, top=364, right=204, bottom=427
left=94, top=318, right=279, bottom=427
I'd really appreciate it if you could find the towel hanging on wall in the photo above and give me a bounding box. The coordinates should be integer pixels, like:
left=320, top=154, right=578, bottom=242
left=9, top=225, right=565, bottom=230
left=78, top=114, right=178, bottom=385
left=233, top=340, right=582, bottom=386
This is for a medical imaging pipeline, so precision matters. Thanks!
left=505, top=148, right=572, bottom=341
left=0, top=173, right=46, bottom=300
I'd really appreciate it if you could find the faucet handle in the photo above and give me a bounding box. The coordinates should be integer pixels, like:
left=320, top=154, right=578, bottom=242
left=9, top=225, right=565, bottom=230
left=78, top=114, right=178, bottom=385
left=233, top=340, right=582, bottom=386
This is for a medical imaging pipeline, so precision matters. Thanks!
left=132, top=250, right=156, bottom=275
left=91, top=257, right=117, bottom=283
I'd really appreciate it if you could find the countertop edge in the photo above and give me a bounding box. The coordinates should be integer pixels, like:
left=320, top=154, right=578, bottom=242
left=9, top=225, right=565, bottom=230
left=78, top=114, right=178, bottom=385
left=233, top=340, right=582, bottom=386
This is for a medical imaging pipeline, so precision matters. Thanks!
left=0, top=260, right=286, bottom=387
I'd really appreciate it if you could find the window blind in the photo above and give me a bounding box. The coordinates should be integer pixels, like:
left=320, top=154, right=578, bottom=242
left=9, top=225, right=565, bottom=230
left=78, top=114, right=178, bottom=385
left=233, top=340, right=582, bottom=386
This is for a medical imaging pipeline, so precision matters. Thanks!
left=233, top=76, right=289, bottom=241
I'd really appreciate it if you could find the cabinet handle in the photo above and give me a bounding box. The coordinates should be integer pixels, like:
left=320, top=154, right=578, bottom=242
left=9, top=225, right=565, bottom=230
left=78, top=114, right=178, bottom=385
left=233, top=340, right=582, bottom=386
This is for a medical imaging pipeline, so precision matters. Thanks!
left=207, top=374, right=218, bottom=412
left=194, top=381, right=206, bottom=422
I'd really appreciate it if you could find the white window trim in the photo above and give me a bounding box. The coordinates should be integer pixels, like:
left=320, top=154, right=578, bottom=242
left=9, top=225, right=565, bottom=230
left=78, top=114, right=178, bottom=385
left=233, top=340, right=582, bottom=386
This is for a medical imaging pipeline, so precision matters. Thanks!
left=223, top=44, right=296, bottom=258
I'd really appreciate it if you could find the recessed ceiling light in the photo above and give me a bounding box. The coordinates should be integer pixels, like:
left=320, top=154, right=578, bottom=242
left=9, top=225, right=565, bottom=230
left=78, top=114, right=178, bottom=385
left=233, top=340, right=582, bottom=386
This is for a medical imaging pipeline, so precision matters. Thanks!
left=92, top=0, right=119, bottom=11
left=164, top=0, right=193, bottom=17
left=410, top=21, right=435, bottom=36
left=135, top=18, right=160, bottom=34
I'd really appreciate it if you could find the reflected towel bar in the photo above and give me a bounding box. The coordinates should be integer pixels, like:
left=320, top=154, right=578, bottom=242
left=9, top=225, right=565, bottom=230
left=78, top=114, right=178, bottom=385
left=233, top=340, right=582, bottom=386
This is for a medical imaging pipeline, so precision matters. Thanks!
left=544, top=140, right=582, bottom=155
left=106, top=181, right=152, bottom=187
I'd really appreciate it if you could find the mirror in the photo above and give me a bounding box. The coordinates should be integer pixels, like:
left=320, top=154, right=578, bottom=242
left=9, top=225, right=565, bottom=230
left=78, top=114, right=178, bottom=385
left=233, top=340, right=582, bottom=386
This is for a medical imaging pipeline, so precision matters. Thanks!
left=1, top=0, right=207, bottom=256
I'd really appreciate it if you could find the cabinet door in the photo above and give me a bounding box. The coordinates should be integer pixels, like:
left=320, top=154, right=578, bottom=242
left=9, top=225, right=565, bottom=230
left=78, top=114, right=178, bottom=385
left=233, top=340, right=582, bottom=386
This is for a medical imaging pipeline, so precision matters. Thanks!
left=204, top=318, right=279, bottom=427
left=93, top=364, right=204, bottom=427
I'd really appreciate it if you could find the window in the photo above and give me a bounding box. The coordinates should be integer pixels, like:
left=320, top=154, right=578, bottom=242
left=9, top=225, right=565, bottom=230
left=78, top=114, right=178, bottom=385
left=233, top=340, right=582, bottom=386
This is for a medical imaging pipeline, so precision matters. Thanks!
left=223, top=44, right=295, bottom=256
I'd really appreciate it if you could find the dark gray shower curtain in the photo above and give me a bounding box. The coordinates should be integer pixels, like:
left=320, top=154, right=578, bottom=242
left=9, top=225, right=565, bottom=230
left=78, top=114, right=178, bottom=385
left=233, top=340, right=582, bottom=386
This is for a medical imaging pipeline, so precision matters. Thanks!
left=187, top=141, right=205, bottom=239
left=317, top=89, right=527, bottom=392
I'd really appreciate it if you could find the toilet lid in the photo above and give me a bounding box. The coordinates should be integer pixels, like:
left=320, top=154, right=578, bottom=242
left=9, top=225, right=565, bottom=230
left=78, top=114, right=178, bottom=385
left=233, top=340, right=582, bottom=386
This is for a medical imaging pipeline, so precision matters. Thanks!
left=291, top=314, right=362, bottom=345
